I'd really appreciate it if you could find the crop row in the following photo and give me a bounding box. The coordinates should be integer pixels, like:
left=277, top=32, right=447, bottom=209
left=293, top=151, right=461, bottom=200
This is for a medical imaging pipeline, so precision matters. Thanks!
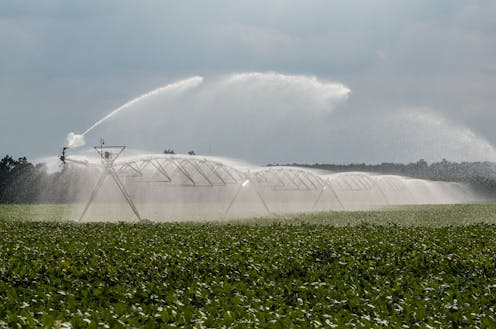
left=1, top=219, right=496, bottom=327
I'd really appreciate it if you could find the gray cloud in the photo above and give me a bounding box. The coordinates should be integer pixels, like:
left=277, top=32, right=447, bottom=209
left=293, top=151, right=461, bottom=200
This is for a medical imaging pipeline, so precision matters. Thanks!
left=1, top=0, right=495, bottom=164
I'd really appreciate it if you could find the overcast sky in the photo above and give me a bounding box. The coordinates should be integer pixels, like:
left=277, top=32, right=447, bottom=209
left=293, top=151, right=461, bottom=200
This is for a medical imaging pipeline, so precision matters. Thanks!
left=1, top=0, right=495, bottom=164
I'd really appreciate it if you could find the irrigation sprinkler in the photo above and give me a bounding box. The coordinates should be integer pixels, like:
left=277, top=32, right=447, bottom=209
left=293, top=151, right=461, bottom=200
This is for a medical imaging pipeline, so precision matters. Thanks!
left=57, top=144, right=479, bottom=220
left=83, top=144, right=143, bottom=222
left=60, top=143, right=144, bottom=222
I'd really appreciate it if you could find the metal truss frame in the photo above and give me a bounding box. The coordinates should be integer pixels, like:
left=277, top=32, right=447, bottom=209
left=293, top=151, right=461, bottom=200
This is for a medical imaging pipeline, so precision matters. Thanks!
left=63, top=147, right=363, bottom=220
left=78, top=146, right=143, bottom=222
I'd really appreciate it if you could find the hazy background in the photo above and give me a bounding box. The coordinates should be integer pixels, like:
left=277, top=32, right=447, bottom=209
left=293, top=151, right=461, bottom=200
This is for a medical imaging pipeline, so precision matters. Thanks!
left=1, top=0, right=495, bottom=164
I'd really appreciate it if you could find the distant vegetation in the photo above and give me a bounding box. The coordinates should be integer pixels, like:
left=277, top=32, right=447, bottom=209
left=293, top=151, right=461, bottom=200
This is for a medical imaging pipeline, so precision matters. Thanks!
left=273, top=159, right=496, bottom=195
left=0, top=155, right=90, bottom=203
left=2, top=155, right=496, bottom=203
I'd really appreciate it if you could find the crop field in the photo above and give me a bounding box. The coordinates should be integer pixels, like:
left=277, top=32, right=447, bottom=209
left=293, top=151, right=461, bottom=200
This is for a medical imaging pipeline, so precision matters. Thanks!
left=1, top=204, right=496, bottom=328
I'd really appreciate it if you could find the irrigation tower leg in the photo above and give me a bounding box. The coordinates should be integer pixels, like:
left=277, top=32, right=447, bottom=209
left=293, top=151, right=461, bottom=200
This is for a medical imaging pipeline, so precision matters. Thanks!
left=373, top=179, right=390, bottom=206
left=253, top=186, right=273, bottom=216
left=316, top=184, right=345, bottom=210
left=330, top=185, right=345, bottom=210
left=224, top=183, right=273, bottom=217
left=78, top=168, right=143, bottom=222
left=78, top=169, right=108, bottom=222
left=224, top=184, right=244, bottom=217
left=109, top=169, right=142, bottom=222
left=312, top=187, right=326, bottom=210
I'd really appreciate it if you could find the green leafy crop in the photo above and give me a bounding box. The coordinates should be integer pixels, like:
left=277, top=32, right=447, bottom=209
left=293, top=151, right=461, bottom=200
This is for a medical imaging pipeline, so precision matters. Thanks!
left=1, top=204, right=496, bottom=328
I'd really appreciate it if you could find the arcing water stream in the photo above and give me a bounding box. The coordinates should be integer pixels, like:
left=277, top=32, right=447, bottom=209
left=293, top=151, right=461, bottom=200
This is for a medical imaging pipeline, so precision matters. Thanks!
left=67, top=76, right=204, bottom=148
left=54, top=72, right=493, bottom=221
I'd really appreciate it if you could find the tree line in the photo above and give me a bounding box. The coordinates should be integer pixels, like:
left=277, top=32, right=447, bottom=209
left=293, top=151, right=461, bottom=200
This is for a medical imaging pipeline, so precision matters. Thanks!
left=277, top=159, right=496, bottom=194
left=0, top=155, right=90, bottom=203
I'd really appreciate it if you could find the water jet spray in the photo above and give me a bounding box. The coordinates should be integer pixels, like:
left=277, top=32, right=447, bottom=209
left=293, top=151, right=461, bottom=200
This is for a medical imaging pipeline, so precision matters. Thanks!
left=55, top=74, right=487, bottom=221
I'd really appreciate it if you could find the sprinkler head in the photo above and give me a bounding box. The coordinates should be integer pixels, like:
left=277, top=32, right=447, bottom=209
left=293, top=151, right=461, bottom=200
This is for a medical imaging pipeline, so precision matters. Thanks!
left=59, top=146, right=68, bottom=163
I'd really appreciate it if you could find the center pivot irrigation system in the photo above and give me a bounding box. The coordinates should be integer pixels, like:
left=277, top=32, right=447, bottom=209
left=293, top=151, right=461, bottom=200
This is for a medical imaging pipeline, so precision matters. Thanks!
left=60, top=142, right=334, bottom=222
left=60, top=142, right=477, bottom=221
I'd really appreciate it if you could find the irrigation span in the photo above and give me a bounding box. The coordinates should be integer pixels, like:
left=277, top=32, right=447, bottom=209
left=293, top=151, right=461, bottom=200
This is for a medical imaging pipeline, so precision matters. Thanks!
left=61, top=147, right=482, bottom=222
